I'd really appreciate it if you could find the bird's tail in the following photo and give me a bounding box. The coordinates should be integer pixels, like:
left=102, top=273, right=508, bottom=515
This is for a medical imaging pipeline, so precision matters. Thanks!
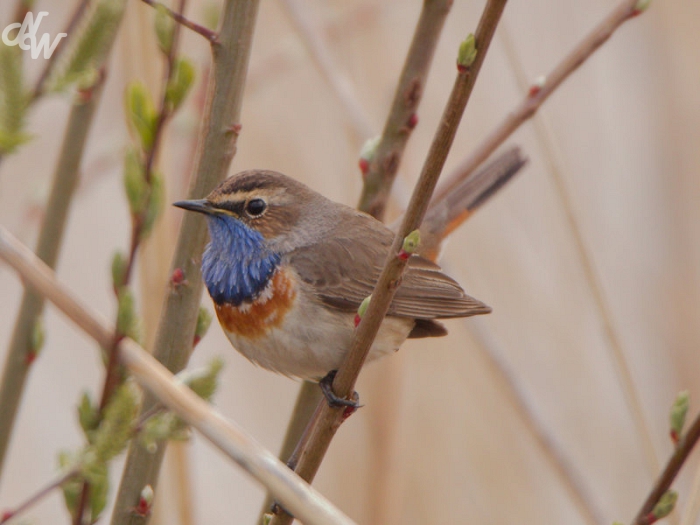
left=418, top=146, right=527, bottom=261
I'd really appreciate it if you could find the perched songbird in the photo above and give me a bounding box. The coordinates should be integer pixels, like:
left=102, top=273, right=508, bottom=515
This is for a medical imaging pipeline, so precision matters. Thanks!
left=174, top=170, right=492, bottom=387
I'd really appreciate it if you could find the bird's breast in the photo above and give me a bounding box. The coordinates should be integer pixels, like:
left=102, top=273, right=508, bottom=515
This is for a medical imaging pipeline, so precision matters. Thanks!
left=214, top=267, right=297, bottom=339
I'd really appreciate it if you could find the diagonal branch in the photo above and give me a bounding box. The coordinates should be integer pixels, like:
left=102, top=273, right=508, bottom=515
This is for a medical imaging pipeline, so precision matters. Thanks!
left=633, top=413, right=700, bottom=524
left=139, top=0, right=218, bottom=43
left=269, top=2, right=509, bottom=524
left=0, top=227, right=356, bottom=525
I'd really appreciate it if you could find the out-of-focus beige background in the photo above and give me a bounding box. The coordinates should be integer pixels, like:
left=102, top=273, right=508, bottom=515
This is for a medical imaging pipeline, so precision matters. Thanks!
left=1, top=1, right=699, bottom=524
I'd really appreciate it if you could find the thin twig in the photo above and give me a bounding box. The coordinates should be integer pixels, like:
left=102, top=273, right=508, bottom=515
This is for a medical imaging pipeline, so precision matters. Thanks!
left=72, top=2, right=191, bottom=520
left=139, top=0, right=218, bottom=43
left=496, top=10, right=662, bottom=484
left=0, top=469, right=80, bottom=524
left=30, top=0, right=91, bottom=101
left=269, top=2, right=508, bottom=524
left=265, top=1, right=453, bottom=517
left=0, top=78, right=104, bottom=482
left=0, top=227, right=356, bottom=525
left=357, top=0, right=453, bottom=220
left=110, top=1, right=261, bottom=523
left=633, top=414, right=700, bottom=524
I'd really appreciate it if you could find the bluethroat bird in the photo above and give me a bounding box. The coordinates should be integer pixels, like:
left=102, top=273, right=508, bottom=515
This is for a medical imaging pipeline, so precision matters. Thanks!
left=174, top=166, right=517, bottom=397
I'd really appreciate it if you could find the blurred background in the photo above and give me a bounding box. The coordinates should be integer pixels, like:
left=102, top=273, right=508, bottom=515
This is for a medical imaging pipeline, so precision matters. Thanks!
left=0, top=0, right=699, bottom=523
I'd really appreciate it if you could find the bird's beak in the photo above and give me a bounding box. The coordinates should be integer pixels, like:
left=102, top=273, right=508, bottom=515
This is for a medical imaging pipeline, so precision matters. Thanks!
left=173, top=199, right=215, bottom=215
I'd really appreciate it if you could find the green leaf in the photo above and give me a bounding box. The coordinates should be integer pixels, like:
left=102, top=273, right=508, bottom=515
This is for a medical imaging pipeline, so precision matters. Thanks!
left=154, top=5, right=175, bottom=55
left=116, top=286, right=140, bottom=343
left=123, top=148, right=147, bottom=216
left=194, top=307, right=213, bottom=344
left=178, top=357, right=224, bottom=401
left=652, top=490, right=678, bottom=520
left=670, top=391, right=690, bottom=441
left=88, top=462, right=109, bottom=521
left=111, top=250, right=128, bottom=290
left=139, top=411, right=189, bottom=452
left=165, top=57, right=196, bottom=113
left=78, top=392, right=100, bottom=439
left=30, top=316, right=45, bottom=353
left=402, top=230, right=421, bottom=255
left=89, top=382, right=140, bottom=465
left=47, top=0, right=127, bottom=92
left=125, top=82, right=157, bottom=150
left=457, top=33, right=477, bottom=69
left=0, top=42, right=30, bottom=154
left=140, top=172, right=164, bottom=238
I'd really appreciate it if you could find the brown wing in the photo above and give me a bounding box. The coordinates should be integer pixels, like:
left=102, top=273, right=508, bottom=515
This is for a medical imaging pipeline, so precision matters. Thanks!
left=287, top=213, right=490, bottom=320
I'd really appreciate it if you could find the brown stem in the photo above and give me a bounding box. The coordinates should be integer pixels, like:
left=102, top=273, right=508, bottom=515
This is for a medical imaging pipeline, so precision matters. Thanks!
left=269, top=2, right=508, bottom=524
left=0, top=469, right=79, bottom=524
left=0, top=78, right=104, bottom=482
left=264, top=2, right=454, bottom=517
left=357, top=0, right=453, bottom=220
left=31, top=0, right=91, bottom=101
left=109, top=1, right=261, bottom=523
left=434, top=0, right=643, bottom=204
left=0, top=227, right=355, bottom=525
left=139, top=0, right=218, bottom=43
left=633, top=414, right=700, bottom=524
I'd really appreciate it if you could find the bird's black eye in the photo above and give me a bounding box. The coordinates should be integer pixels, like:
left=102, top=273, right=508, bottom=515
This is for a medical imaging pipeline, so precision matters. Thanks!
left=245, top=198, right=266, bottom=217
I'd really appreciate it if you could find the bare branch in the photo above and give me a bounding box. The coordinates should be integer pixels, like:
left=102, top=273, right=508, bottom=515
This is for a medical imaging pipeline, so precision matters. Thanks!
left=269, top=2, right=509, bottom=523
left=0, top=227, right=356, bottom=525
left=139, top=0, right=218, bottom=43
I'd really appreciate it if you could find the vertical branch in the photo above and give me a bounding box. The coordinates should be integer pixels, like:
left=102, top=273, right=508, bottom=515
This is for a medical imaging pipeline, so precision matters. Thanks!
left=0, top=81, right=104, bottom=482
left=263, top=2, right=453, bottom=516
left=357, top=0, right=453, bottom=220
left=269, top=2, right=509, bottom=525
left=109, top=1, right=261, bottom=523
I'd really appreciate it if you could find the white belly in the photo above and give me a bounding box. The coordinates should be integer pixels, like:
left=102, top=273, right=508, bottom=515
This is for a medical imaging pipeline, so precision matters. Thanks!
left=221, top=294, right=414, bottom=380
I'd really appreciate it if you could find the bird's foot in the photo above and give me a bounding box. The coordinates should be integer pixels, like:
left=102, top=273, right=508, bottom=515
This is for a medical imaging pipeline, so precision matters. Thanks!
left=319, top=370, right=361, bottom=414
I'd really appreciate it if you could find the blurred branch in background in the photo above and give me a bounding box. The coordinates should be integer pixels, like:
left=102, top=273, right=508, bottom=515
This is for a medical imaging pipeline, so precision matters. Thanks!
left=268, top=1, right=509, bottom=524
left=0, top=0, right=129, bottom=484
left=70, top=0, right=196, bottom=520
left=109, top=1, right=261, bottom=523
left=0, top=226, right=357, bottom=525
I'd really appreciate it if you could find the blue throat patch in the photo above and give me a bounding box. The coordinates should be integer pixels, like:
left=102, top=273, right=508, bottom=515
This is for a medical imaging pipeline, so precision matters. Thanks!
left=202, top=214, right=281, bottom=306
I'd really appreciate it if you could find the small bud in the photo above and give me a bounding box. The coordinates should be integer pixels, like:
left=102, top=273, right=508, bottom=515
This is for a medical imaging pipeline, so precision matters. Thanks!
left=399, top=229, right=421, bottom=260
left=123, top=149, right=147, bottom=216
left=359, top=136, right=381, bottom=176
left=355, top=295, right=372, bottom=327
left=140, top=172, right=165, bottom=239
left=529, top=75, right=546, bottom=97
left=154, top=5, right=174, bottom=55
left=194, top=307, right=213, bottom=347
left=407, top=113, right=418, bottom=129
left=177, top=357, right=224, bottom=401
left=171, top=267, right=186, bottom=286
left=140, top=485, right=154, bottom=507
left=261, top=514, right=273, bottom=525
left=27, top=317, right=45, bottom=363
left=116, top=287, right=141, bottom=343
left=111, top=251, right=128, bottom=290
left=165, top=57, right=196, bottom=113
left=633, top=0, right=651, bottom=15
left=78, top=391, right=99, bottom=437
left=457, top=34, right=477, bottom=72
left=670, top=391, right=689, bottom=445
left=125, top=82, right=157, bottom=150
left=651, top=490, right=677, bottom=522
